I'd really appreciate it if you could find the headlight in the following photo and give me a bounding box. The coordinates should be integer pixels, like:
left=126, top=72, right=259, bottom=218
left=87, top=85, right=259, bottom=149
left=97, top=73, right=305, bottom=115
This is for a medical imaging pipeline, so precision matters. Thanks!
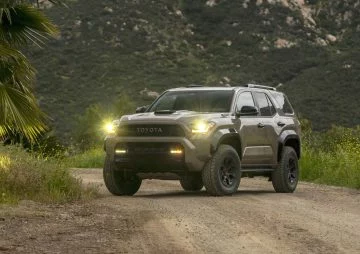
left=104, top=123, right=115, bottom=134
left=191, top=121, right=215, bottom=134
left=104, top=120, right=120, bottom=134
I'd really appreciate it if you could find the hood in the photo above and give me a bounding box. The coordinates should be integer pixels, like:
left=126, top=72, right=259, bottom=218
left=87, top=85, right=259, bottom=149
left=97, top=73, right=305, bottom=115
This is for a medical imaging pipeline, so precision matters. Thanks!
left=119, top=111, right=230, bottom=126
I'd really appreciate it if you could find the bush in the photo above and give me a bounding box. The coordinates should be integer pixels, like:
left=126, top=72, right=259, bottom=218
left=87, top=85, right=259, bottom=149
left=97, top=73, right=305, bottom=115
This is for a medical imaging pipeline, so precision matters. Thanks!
left=73, top=94, right=135, bottom=151
left=0, top=146, right=98, bottom=204
left=65, top=147, right=104, bottom=168
left=300, top=125, right=360, bottom=189
left=73, top=103, right=107, bottom=150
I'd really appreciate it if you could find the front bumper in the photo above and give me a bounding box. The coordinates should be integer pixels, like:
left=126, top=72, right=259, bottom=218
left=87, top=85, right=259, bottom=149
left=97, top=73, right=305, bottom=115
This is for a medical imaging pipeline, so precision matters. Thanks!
left=104, top=136, right=212, bottom=172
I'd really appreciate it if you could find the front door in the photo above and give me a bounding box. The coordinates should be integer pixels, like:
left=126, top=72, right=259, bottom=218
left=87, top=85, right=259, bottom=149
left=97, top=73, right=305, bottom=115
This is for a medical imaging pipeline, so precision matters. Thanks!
left=234, top=91, right=277, bottom=166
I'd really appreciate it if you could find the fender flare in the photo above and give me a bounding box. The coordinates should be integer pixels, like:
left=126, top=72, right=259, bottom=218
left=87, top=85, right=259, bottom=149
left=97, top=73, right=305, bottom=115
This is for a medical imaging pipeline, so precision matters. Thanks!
left=211, top=129, right=241, bottom=155
left=278, top=130, right=301, bottom=159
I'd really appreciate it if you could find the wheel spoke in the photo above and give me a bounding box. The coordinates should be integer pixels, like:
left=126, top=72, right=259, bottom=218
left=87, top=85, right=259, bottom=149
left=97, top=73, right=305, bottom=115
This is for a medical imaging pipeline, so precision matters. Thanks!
left=218, top=154, right=239, bottom=188
left=287, top=157, right=297, bottom=184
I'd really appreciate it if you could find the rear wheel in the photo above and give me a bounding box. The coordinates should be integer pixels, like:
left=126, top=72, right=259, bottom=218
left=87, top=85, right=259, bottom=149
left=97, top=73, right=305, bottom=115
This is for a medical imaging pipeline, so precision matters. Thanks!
left=180, top=174, right=203, bottom=191
left=272, top=146, right=299, bottom=193
left=103, top=156, right=142, bottom=196
left=202, top=145, right=241, bottom=196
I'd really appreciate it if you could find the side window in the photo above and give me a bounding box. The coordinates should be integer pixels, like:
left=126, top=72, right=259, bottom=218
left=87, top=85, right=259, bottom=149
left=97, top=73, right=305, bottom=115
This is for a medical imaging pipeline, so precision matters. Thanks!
left=254, top=92, right=276, bottom=117
left=266, top=95, right=276, bottom=115
left=272, top=92, right=294, bottom=115
left=236, top=92, right=255, bottom=111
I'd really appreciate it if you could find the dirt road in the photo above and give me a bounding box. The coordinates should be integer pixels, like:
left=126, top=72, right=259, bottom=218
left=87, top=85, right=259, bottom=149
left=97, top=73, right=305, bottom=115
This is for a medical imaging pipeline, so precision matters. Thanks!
left=0, top=168, right=359, bottom=254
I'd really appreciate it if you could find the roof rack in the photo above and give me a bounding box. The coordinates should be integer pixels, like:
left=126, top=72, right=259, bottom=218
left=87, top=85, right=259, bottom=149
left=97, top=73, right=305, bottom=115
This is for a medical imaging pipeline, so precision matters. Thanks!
left=246, top=84, right=276, bottom=91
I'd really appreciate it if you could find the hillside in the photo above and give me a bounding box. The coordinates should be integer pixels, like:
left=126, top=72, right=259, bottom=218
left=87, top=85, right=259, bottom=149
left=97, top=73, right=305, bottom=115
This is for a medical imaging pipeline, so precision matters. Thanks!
left=29, top=0, right=360, bottom=138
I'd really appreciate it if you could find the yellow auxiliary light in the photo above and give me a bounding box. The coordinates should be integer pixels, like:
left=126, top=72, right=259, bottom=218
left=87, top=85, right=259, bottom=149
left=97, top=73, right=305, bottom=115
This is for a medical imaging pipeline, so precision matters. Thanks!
left=170, top=149, right=183, bottom=155
left=115, top=149, right=127, bottom=154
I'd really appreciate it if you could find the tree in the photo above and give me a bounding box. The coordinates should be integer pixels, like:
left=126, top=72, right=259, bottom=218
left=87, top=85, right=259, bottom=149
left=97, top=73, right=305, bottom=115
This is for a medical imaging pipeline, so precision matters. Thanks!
left=0, top=0, right=58, bottom=142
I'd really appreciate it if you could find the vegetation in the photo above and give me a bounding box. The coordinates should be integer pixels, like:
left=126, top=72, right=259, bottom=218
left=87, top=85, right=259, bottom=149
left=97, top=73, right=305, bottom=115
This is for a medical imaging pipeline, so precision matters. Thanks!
left=300, top=125, right=360, bottom=189
left=0, top=2, right=100, bottom=205
left=66, top=147, right=104, bottom=168
left=0, top=145, right=97, bottom=204
left=0, top=0, right=58, bottom=141
left=73, top=93, right=134, bottom=150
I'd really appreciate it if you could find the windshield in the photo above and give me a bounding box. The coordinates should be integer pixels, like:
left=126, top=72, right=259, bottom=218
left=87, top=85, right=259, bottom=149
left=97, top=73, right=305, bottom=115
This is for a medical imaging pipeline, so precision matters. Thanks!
left=148, top=90, right=235, bottom=113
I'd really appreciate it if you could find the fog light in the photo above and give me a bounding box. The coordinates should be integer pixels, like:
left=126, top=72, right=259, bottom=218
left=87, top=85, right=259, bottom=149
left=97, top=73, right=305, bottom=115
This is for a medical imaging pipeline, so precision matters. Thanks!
left=170, top=149, right=183, bottom=155
left=115, top=149, right=127, bottom=154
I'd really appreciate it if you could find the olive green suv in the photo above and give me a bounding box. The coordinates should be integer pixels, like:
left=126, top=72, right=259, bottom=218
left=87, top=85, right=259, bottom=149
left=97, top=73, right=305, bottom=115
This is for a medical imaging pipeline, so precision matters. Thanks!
left=103, top=84, right=301, bottom=196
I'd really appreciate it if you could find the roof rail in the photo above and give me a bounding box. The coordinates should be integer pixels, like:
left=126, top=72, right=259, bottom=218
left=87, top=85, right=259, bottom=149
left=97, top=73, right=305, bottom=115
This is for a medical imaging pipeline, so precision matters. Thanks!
left=187, top=84, right=204, bottom=88
left=247, top=84, right=276, bottom=91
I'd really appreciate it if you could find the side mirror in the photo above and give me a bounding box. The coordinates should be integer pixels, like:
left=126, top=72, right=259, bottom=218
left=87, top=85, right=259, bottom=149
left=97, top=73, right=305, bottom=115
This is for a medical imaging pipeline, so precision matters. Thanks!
left=136, top=105, right=148, bottom=113
left=236, top=105, right=259, bottom=117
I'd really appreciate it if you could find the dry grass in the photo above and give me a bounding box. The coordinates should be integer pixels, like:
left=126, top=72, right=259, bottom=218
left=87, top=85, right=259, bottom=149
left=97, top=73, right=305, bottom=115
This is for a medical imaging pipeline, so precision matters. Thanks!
left=0, top=146, right=98, bottom=204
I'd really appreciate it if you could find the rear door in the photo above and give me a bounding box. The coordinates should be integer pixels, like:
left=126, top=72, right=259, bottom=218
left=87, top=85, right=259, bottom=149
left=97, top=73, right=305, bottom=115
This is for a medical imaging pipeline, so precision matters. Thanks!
left=250, top=92, right=278, bottom=165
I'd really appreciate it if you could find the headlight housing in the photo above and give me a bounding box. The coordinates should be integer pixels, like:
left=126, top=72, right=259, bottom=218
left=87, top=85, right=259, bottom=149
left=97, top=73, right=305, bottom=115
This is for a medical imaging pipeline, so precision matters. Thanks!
left=104, top=120, right=120, bottom=134
left=191, top=121, right=216, bottom=134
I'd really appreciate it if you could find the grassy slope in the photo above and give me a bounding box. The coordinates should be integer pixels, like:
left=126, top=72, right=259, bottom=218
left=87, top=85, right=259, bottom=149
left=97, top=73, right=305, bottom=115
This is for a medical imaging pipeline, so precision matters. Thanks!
left=29, top=0, right=360, bottom=138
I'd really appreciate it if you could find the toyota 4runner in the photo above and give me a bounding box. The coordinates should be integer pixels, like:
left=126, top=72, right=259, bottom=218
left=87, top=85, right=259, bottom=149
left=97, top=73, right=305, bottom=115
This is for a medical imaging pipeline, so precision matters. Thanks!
left=103, top=84, right=301, bottom=196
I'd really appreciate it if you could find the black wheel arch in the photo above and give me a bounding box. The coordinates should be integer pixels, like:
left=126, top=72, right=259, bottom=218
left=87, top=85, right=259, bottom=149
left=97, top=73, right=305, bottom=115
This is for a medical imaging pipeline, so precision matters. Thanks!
left=211, top=130, right=242, bottom=160
left=278, top=131, right=301, bottom=161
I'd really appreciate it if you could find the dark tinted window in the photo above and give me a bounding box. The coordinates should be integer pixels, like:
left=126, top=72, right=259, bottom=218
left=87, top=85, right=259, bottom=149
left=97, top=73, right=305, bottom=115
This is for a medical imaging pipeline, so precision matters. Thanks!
left=271, top=92, right=294, bottom=114
left=254, top=92, right=276, bottom=116
left=148, top=90, right=234, bottom=113
left=236, top=92, right=255, bottom=111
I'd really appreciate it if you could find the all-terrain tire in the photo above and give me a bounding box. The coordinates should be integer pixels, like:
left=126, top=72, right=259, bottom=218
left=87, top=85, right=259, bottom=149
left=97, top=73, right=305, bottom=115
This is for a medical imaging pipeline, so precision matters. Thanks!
left=202, top=145, right=241, bottom=196
left=103, top=156, right=142, bottom=196
left=180, top=174, right=203, bottom=191
left=272, top=146, right=299, bottom=193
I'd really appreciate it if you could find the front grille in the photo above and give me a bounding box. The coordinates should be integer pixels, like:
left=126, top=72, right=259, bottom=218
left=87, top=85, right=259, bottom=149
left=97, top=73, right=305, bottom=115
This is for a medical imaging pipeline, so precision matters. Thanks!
left=117, top=124, right=185, bottom=137
left=114, top=142, right=185, bottom=171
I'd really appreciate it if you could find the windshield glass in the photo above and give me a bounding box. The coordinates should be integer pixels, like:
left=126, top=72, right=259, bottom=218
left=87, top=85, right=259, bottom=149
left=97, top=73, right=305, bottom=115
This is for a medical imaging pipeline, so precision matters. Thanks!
left=148, top=90, right=235, bottom=113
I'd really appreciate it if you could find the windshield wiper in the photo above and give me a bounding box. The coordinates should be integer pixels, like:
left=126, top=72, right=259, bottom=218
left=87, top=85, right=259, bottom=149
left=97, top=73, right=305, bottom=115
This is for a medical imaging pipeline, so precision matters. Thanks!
left=154, top=110, right=176, bottom=114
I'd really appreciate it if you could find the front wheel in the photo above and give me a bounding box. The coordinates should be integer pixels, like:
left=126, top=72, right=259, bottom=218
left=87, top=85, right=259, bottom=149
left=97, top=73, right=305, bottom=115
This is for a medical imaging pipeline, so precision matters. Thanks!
left=272, top=146, right=299, bottom=193
left=202, top=145, right=241, bottom=196
left=103, top=156, right=142, bottom=196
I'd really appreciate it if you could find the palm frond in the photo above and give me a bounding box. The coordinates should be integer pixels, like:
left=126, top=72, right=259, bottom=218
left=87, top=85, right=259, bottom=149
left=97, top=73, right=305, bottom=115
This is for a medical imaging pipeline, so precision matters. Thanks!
left=0, top=4, right=59, bottom=47
left=0, top=82, right=47, bottom=141
left=0, top=43, right=35, bottom=93
left=0, top=1, right=58, bottom=142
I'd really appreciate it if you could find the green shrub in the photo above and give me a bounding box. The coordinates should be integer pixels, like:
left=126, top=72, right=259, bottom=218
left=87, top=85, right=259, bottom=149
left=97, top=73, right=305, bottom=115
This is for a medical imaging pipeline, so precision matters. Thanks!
left=66, top=147, right=104, bottom=168
left=73, top=94, right=135, bottom=151
left=0, top=146, right=98, bottom=204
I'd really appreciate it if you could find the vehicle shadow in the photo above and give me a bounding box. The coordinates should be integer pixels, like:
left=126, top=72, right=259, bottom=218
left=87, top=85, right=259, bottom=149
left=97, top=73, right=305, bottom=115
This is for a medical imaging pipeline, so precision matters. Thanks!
left=134, top=189, right=275, bottom=199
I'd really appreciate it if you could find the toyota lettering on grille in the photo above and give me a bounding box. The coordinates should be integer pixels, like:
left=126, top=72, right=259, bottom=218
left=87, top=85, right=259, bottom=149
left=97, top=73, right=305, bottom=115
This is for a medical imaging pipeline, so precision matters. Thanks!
left=136, top=127, right=163, bottom=134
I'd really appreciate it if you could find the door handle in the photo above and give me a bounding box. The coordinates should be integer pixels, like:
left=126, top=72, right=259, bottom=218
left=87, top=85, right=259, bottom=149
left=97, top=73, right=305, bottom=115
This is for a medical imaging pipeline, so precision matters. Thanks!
left=257, top=123, right=265, bottom=128
left=277, top=121, right=286, bottom=127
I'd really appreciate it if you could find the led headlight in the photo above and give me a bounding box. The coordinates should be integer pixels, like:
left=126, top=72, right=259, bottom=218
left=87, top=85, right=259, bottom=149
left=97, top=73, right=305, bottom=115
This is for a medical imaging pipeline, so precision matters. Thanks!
left=104, top=120, right=120, bottom=134
left=191, top=121, right=215, bottom=134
